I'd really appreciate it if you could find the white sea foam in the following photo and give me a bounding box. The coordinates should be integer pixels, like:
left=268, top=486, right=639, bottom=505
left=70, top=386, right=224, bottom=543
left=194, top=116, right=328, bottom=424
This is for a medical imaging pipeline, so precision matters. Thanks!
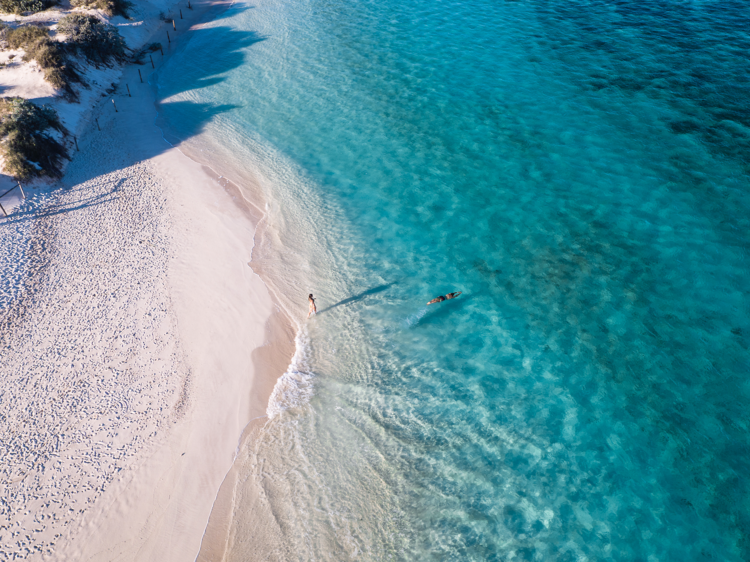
left=266, top=326, right=316, bottom=419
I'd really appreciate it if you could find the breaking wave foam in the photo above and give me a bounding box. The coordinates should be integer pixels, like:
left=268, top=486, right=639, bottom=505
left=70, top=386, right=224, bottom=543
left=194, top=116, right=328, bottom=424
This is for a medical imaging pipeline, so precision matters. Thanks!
left=266, top=325, right=315, bottom=419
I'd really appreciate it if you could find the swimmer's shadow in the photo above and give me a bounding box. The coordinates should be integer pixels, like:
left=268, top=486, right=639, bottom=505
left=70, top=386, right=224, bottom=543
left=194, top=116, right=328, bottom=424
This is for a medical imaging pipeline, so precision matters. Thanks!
left=317, top=281, right=397, bottom=314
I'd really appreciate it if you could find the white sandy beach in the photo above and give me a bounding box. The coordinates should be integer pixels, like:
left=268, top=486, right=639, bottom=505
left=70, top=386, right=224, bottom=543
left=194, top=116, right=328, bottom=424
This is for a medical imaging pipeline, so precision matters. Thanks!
left=0, top=2, right=293, bottom=559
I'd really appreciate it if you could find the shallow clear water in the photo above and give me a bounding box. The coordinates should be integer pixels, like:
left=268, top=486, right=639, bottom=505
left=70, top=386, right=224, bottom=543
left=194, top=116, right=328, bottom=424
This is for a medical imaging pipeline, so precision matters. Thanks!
left=156, top=0, right=750, bottom=559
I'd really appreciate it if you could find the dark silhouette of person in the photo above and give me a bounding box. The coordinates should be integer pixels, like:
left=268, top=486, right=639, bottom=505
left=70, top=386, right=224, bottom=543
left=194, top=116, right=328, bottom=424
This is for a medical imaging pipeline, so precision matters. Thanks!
left=307, top=294, right=317, bottom=318
left=427, top=291, right=462, bottom=305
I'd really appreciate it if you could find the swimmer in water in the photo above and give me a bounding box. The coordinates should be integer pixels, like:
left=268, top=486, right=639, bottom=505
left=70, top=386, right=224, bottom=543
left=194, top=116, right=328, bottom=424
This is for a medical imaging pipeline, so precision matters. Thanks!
left=307, top=293, right=317, bottom=318
left=427, top=291, right=462, bottom=305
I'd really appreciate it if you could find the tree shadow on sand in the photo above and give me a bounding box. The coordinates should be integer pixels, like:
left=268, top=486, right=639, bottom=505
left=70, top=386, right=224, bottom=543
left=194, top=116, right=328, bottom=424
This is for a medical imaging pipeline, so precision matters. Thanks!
left=1, top=4, right=266, bottom=225
left=152, top=12, right=266, bottom=142
left=0, top=178, right=127, bottom=227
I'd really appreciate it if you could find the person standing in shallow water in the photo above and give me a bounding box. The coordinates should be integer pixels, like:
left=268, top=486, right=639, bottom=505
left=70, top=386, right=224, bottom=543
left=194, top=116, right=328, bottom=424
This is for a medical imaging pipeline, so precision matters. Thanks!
left=307, top=294, right=317, bottom=318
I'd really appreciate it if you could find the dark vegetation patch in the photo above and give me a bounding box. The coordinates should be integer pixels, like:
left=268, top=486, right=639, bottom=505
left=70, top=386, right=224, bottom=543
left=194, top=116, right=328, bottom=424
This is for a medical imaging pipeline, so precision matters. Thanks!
left=3, top=24, right=81, bottom=99
left=0, top=15, right=129, bottom=99
left=0, top=0, right=57, bottom=15
left=132, top=41, right=161, bottom=65
left=57, top=14, right=127, bottom=64
left=70, top=0, right=133, bottom=18
left=0, top=97, right=68, bottom=180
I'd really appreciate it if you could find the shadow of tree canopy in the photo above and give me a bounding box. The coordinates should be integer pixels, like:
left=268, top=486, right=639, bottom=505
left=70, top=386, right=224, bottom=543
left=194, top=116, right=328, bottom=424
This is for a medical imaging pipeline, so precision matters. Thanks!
left=0, top=4, right=267, bottom=224
left=0, top=177, right=125, bottom=226
left=153, top=18, right=266, bottom=144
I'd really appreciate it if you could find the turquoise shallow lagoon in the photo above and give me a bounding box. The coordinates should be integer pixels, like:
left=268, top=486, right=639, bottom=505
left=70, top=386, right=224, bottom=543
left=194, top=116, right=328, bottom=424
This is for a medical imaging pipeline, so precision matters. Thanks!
left=156, top=0, right=750, bottom=559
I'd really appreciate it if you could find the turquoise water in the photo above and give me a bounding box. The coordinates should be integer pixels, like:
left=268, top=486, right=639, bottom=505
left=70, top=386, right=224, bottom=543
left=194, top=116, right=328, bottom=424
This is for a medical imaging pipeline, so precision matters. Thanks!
left=156, top=0, right=750, bottom=559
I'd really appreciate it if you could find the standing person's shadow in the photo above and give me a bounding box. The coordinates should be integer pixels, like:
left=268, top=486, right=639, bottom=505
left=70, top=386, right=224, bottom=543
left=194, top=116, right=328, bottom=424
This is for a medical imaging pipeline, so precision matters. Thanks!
left=317, top=281, right=397, bottom=314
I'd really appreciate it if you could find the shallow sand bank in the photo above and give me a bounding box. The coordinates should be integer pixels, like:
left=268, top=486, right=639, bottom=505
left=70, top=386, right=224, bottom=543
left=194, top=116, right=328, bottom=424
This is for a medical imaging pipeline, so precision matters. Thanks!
left=0, top=2, right=294, bottom=560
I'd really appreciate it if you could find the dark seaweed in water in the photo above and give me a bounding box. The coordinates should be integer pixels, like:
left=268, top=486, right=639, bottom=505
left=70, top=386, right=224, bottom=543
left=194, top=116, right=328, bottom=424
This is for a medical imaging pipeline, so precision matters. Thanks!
left=534, top=0, right=750, bottom=172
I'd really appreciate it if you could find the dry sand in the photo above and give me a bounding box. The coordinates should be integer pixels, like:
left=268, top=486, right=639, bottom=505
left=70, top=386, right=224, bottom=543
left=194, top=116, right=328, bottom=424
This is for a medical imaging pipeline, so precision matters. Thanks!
left=0, top=2, right=294, bottom=560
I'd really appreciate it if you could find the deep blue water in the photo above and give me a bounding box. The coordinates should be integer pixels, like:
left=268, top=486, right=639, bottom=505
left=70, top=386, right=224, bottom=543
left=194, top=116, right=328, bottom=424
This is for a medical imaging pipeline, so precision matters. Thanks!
left=156, top=0, right=750, bottom=559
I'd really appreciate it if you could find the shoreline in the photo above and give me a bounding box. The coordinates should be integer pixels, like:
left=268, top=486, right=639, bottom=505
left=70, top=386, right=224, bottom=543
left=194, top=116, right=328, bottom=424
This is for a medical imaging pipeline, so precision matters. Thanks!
left=0, top=1, right=298, bottom=560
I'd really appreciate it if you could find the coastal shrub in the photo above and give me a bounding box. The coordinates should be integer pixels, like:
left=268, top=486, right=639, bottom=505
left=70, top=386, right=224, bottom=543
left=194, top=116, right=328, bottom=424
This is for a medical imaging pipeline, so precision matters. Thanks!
left=0, top=97, right=68, bottom=180
left=5, top=23, right=48, bottom=48
left=57, top=14, right=127, bottom=64
left=0, top=0, right=57, bottom=15
left=70, top=0, right=133, bottom=18
left=4, top=25, right=81, bottom=98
